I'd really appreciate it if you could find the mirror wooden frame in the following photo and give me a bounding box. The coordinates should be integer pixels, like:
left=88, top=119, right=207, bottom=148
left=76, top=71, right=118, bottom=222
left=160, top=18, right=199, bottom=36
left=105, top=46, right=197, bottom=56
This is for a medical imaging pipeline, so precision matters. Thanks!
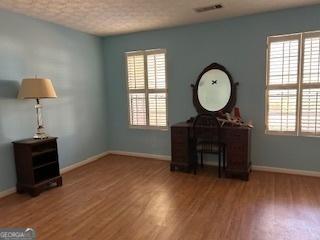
left=191, top=63, right=238, bottom=114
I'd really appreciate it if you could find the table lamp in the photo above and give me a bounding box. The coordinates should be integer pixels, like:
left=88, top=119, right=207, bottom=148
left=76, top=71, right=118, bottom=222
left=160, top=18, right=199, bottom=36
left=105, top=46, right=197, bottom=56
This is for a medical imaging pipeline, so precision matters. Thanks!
left=18, top=77, right=57, bottom=139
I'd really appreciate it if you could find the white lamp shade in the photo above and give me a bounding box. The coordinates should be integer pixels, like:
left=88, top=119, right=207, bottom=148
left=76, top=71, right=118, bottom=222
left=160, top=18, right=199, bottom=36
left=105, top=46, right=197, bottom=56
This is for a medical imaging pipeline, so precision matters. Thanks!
left=18, top=78, right=57, bottom=99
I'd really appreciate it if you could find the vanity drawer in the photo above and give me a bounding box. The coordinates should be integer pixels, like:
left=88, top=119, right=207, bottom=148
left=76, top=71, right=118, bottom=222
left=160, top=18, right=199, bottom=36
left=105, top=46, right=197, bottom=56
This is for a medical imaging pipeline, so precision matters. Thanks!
left=171, top=125, right=193, bottom=166
left=222, top=128, right=248, bottom=143
left=171, top=127, right=189, bottom=144
left=226, top=144, right=248, bottom=170
left=172, top=141, right=187, bottom=152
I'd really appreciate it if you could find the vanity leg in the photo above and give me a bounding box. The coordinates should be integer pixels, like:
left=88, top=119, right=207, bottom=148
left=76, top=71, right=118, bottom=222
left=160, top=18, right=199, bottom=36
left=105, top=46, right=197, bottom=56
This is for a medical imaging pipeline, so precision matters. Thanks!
left=200, top=152, right=204, bottom=168
left=170, top=164, right=175, bottom=172
left=56, top=177, right=63, bottom=187
left=192, top=161, right=197, bottom=175
left=16, top=184, right=25, bottom=194
left=223, top=146, right=226, bottom=170
left=30, top=188, right=40, bottom=197
left=241, top=173, right=249, bottom=181
left=218, top=150, right=221, bottom=178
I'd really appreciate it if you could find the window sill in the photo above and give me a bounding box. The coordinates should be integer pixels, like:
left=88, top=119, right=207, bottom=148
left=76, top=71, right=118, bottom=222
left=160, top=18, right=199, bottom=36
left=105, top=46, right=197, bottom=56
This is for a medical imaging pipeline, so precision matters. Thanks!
left=265, top=130, right=320, bottom=138
left=265, top=131, right=296, bottom=137
left=129, top=125, right=168, bottom=131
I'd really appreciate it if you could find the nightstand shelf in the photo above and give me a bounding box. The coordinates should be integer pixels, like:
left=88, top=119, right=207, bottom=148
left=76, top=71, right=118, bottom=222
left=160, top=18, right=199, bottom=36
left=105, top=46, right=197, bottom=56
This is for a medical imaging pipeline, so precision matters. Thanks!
left=32, top=148, right=57, bottom=157
left=33, top=160, right=58, bottom=170
left=13, top=137, right=62, bottom=197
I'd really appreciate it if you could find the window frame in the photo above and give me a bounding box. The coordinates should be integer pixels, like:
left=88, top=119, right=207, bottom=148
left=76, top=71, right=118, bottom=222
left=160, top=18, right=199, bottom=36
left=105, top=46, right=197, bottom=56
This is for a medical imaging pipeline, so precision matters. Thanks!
left=125, top=48, right=168, bottom=131
left=265, top=30, right=320, bottom=137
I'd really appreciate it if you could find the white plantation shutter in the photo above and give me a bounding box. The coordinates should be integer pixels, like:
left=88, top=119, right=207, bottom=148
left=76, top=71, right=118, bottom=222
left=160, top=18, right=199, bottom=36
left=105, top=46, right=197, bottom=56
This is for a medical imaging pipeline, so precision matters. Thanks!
left=126, top=49, right=168, bottom=129
left=127, top=55, right=145, bottom=89
left=147, top=53, right=166, bottom=89
left=267, top=89, right=297, bottom=132
left=266, top=31, right=320, bottom=136
left=301, top=33, right=320, bottom=135
left=149, top=93, right=167, bottom=126
left=269, top=40, right=299, bottom=85
left=301, top=89, right=320, bottom=134
left=266, top=35, right=300, bottom=134
left=147, top=52, right=167, bottom=127
left=303, top=36, right=320, bottom=84
left=127, top=52, right=146, bottom=126
left=129, top=93, right=147, bottom=126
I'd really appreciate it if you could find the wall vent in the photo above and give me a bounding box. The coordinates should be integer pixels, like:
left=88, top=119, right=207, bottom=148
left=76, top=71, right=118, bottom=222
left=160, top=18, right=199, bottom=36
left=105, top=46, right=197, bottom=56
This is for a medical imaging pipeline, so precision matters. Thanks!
left=194, top=4, right=223, bottom=13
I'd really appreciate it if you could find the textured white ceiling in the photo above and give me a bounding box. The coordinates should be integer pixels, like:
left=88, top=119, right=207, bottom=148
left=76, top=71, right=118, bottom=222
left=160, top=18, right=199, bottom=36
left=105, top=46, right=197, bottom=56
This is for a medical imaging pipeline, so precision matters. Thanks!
left=0, top=0, right=319, bottom=36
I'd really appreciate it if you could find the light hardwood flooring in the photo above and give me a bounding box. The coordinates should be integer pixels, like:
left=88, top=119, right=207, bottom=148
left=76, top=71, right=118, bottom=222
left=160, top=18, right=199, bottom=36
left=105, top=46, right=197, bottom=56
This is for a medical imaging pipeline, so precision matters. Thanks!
left=1, top=154, right=320, bottom=240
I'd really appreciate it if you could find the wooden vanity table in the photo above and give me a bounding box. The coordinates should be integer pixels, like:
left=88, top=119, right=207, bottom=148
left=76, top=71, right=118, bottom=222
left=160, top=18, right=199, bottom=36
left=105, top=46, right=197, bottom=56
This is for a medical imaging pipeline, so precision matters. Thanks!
left=171, top=122, right=251, bottom=180
left=170, top=63, right=252, bottom=180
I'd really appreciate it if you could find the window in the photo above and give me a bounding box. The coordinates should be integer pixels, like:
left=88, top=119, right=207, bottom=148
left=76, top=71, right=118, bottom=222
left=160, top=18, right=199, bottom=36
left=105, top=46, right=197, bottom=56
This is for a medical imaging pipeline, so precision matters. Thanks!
left=266, top=31, right=320, bottom=136
left=126, top=49, right=168, bottom=129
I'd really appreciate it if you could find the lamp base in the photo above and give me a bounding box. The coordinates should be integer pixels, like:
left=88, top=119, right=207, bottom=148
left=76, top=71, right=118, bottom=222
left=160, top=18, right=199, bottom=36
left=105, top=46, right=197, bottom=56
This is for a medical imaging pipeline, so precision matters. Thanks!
left=33, top=126, right=48, bottom=139
left=33, top=132, right=49, bottom=139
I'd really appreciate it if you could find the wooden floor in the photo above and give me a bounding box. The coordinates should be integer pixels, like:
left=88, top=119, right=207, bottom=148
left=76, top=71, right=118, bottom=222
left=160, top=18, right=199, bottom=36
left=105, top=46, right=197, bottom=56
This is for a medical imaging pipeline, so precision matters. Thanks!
left=1, top=154, right=320, bottom=240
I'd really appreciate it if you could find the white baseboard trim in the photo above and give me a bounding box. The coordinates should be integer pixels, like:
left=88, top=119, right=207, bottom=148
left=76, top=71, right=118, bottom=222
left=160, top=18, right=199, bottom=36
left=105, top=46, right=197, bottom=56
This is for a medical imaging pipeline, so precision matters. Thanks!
left=108, top=150, right=220, bottom=166
left=0, top=187, right=16, bottom=199
left=252, top=165, right=320, bottom=178
left=60, top=151, right=110, bottom=174
left=108, top=150, right=171, bottom=161
left=0, top=151, right=110, bottom=199
left=108, top=150, right=320, bottom=178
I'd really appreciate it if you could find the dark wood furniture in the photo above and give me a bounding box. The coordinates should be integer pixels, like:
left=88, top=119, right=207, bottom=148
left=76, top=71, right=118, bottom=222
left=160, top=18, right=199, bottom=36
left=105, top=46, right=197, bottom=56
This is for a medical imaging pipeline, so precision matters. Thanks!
left=171, top=62, right=252, bottom=180
left=171, top=122, right=251, bottom=180
left=12, top=137, right=62, bottom=197
left=193, top=113, right=225, bottom=177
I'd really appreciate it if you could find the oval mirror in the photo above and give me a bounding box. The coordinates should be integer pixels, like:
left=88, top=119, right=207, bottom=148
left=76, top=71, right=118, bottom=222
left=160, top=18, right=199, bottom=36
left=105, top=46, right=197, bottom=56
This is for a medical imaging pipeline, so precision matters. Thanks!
left=198, top=69, right=231, bottom=112
left=192, top=63, right=237, bottom=114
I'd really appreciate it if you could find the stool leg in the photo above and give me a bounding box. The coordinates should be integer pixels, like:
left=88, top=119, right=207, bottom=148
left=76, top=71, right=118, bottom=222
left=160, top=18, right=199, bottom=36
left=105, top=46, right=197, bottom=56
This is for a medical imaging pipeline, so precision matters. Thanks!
left=223, top=146, right=226, bottom=170
left=201, top=151, right=204, bottom=168
left=218, top=148, right=221, bottom=178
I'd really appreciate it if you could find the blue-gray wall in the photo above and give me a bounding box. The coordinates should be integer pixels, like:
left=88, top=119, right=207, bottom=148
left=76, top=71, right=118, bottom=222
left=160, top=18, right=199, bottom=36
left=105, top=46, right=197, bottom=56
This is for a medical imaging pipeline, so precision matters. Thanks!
left=103, top=5, right=320, bottom=171
left=1, top=5, right=320, bottom=193
left=0, top=10, right=108, bottom=192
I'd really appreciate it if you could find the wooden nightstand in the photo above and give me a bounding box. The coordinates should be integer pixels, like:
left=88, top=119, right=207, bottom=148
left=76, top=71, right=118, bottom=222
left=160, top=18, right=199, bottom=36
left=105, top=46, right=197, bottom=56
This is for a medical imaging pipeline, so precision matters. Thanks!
left=12, top=137, right=62, bottom=197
